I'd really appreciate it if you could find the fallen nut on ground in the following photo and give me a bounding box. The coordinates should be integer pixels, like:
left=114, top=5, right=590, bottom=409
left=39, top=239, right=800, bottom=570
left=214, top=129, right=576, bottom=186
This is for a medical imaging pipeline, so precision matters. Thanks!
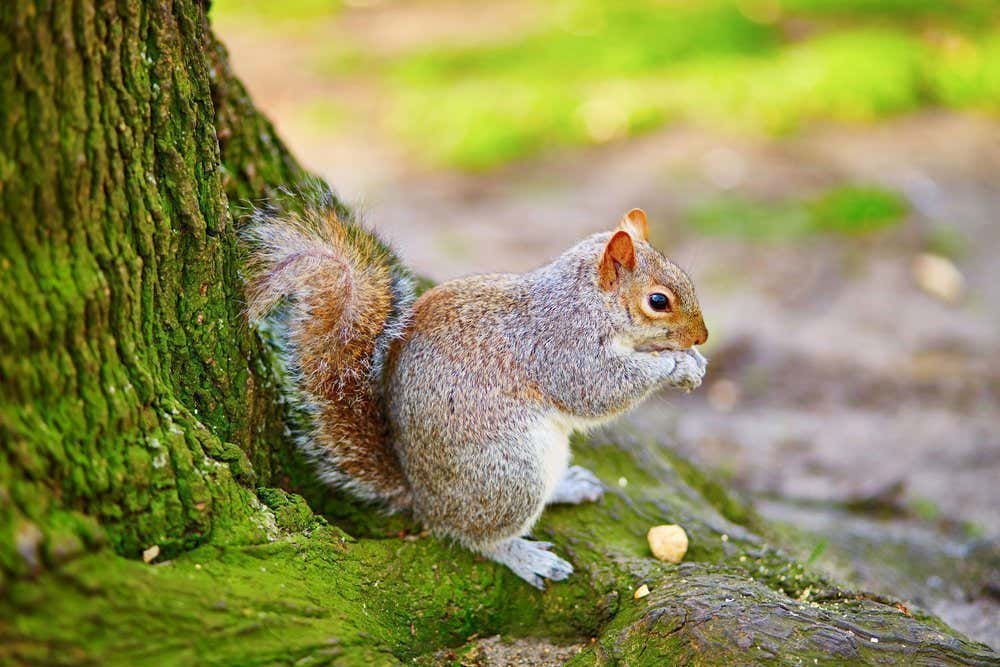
left=142, top=544, right=160, bottom=564
left=647, top=524, right=688, bottom=563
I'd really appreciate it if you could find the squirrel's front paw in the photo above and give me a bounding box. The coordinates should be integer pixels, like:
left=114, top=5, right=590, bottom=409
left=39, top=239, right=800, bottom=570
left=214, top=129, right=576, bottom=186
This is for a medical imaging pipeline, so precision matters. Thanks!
left=666, top=348, right=707, bottom=392
left=548, top=465, right=605, bottom=505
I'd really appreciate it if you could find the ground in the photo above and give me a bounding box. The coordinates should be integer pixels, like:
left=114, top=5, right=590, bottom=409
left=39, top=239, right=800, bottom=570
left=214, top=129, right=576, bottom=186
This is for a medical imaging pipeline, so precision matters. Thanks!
left=211, top=1, right=1000, bottom=651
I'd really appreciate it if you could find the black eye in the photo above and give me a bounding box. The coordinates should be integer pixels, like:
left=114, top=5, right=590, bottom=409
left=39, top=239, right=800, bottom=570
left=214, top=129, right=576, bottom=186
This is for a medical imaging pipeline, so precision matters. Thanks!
left=648, top=292, right=670, bottom=312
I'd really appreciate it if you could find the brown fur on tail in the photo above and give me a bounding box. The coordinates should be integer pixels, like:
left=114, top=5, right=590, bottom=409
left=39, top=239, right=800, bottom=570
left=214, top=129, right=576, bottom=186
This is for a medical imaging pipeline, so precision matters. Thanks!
left=243, top=194, right=414, bottom=510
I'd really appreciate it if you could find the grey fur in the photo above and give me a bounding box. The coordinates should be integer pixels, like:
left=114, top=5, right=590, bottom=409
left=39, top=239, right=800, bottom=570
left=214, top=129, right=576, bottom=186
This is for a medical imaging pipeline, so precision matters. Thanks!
left=245, top=192, right=707, bottom=586
left=386, top=230, right=707, bottom=587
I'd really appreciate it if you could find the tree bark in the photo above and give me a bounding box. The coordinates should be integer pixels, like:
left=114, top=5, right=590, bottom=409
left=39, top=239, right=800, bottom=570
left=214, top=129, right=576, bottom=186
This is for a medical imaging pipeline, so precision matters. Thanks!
left=0, top=0, right=303, bottom=572
left=0, top=2, right=996, bottom=665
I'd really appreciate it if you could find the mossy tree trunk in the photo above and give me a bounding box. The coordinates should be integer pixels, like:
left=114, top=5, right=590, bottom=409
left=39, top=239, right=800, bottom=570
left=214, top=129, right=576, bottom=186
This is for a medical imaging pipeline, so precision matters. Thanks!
left=0, top=2, right=997, bottom=665
left=0, top=0, right=301, bottom=573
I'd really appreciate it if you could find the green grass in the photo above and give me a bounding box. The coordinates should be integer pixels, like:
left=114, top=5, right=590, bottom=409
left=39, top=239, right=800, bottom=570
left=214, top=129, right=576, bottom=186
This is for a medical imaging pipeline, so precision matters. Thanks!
left=212, top=0, right=1000, bottom=170
left=922, top=225, right=968, bottom=259
left=381, top=2, right=780, bottom=169
left=685, top=185, right=908, bottom=240
left=781, top=0, right=997, bottom=22
left=377, top=0, right=1000, bottom=169
left=211, top=0, right=342, bottom=24
left=909, top=496, right=943, bottom=522
left=809, top=185, right=909, bottom=234
left=295, top=99, right=349, bottom=134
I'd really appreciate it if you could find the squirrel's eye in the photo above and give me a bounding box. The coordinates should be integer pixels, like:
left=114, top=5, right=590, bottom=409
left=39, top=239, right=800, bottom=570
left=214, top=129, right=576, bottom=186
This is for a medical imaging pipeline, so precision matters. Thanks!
left=648, top=293, right=670, bottom=312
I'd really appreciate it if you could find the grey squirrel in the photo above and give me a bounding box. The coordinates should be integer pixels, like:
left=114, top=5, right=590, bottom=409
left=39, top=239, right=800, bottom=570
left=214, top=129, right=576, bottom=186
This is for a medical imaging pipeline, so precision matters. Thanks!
left=244, top=188, right=708, bottom=588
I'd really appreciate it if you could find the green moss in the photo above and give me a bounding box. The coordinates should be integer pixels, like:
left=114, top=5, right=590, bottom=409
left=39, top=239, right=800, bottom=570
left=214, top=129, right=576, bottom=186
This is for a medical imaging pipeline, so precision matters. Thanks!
left=257, top=487, right=318, bottom=533
left=8, top=431, right=995, bottom=664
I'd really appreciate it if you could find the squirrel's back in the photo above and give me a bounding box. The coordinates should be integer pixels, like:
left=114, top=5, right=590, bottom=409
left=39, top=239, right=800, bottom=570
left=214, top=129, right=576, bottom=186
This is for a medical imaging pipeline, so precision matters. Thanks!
left=243, top=189, right=414, bottom=510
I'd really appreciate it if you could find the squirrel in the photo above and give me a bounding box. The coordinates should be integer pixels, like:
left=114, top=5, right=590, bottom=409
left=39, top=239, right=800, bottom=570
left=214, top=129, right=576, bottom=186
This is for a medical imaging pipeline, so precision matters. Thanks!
left=243, top=186, right=709, bottom=588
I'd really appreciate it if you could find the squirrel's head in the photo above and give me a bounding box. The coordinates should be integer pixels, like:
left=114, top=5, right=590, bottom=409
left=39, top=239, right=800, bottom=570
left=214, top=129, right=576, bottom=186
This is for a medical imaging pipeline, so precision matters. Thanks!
left=597, top=209, right=708, bottom=352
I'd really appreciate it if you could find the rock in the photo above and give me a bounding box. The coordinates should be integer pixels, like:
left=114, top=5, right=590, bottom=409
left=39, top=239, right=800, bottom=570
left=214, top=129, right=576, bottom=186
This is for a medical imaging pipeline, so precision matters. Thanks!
left=647, top=525, right=689, bottom=563
left=142, top=545, right=160, bottom=563
left=634, top=584, right=650, bottom=599
left=912, top=253, right=964, bottom=304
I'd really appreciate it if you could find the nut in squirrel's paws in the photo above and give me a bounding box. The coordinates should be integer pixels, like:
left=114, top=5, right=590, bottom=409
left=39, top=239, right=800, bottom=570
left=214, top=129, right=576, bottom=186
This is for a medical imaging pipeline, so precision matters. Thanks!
left=666, top=347, right=707, bottom=392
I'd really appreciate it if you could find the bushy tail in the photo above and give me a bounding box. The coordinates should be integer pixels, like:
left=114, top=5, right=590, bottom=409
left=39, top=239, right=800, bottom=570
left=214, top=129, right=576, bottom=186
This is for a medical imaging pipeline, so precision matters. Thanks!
left=243, top=186, right=415, bottom=510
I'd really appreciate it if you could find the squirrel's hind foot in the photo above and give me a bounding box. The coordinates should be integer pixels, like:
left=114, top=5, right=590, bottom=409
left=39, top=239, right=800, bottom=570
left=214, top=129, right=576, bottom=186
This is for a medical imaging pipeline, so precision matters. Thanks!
left=484, top=537, right=573, bottom=589
left=548, top=465, right=605, bottom=505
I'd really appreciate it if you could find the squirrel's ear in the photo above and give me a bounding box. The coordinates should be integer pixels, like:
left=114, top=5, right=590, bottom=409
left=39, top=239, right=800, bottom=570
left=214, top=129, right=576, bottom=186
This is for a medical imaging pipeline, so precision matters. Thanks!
left=617, top=208, right=648, bottom=241
left=599, top=230, right=636, bottom=290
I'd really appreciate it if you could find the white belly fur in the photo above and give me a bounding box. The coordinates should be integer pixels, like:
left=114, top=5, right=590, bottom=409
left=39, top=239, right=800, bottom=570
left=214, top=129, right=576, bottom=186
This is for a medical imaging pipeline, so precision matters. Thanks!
left=532, top=417, right=571, bottom=503
left=531, top=412, right=613, bottom=503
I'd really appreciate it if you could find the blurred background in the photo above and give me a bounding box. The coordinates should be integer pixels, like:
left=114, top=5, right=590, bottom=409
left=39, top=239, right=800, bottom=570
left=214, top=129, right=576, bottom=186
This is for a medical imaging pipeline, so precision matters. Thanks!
left=210, top=0, right=999, bottom=647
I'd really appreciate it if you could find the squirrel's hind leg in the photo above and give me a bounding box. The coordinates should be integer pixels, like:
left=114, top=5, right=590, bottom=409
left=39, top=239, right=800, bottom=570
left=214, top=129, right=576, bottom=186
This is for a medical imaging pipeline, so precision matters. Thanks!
left=481, top=537, right=573, bottom=589
left=547, top=465, right=605, bottom=505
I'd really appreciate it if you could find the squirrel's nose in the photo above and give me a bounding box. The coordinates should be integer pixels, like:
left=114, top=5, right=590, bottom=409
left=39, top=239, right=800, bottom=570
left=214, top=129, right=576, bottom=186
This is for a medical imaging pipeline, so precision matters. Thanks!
left=693, top=325, right=708, bottom=346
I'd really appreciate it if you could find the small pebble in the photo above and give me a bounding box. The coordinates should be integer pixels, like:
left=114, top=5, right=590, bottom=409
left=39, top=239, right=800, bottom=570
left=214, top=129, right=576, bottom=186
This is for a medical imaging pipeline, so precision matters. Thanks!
left=633, top=584, right=650, bottom=599
left=142, top=545, right=160, bottom=563
left=647, top=524, right=689, bottom=563
left=913, top=253, right=964, bottom=303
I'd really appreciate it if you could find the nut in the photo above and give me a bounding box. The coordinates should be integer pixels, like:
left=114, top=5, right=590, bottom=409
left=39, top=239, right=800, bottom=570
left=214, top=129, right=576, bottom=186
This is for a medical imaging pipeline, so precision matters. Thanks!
left=647, top=524, right=688, bottom=563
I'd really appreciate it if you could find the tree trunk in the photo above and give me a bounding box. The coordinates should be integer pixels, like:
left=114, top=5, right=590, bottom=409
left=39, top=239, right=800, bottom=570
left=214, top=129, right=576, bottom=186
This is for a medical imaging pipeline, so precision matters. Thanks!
left=0, top=2, right=996, bottom=665
left=0, top=0, right=310, bottom=574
